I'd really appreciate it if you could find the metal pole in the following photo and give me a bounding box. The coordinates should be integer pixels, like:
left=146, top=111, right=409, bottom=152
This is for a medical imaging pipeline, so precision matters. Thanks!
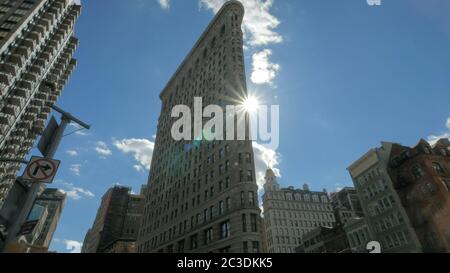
left=3, top=107, right=90, bottom=251
left=4, top=118, right=67, bottom=247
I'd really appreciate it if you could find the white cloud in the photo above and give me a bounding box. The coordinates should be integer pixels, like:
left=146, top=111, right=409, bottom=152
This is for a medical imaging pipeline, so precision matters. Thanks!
left=69, top=164, right=81, bottom=176
left=133, top=165, right=145, bottom=172
left=251, top=49, right=280, bottom=84
left=200, top=0, right=282, bottom=46
left=427, top=116, right=450, bottom=146
left=66, top=150, right=78, bottom=157
left=252, top=141, right=281, bottom=192
left=95, top=141, right=112, bottom=158
left=428, top=133, right=450, bottom=146
left=54, top=238, right=82, bottom=253
left=59, top=182, right=95, bottom=201
left=114, top=138, right=155, bottom=171
left=158, top=0, right=170, bottom=10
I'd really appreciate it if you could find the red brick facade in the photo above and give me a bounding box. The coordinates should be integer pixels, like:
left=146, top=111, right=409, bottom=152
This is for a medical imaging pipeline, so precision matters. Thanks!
left=388, top=138, right=450, bottom=252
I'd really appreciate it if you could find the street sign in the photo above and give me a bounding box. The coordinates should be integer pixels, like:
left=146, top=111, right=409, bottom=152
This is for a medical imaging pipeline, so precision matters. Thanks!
left=22, top=156, right=60, bottom=183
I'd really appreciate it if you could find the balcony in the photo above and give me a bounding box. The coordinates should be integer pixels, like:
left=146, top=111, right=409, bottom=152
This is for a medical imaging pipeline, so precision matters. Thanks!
left=44, top=46, right=56, bottom=57
left=28, top=31, right=44, bottom=45
left=21, top=113, right=35, bottom=122
left=9, top=54, right=26, bottom=67
left=3, top=145, right=19, bottom=154
left=3, top=63, right=19, bottom=78
left=30, top=65, right=43, bottom=76
left=16, top=46, right=32, bottom=59
left=17, top=120, right=32, bottom=130
left=17, top=80, right=35, bottom=91
left=34, top=92, right=47, bottom=101
left=0, top=112, right=14, bottom=126
left=23, top=72, right=37, bottom=82
left=9, top=136, right=24, bottom=145
left=37, top=113, right=47, bottom=120
left=35, top=58, right=49, bottom=68
left=31, top=99, right=44, bottom=108
left=13, top=128, right=27, bottom=137
left=3, top=104, right=20, bottom=117
left=37, top=19, right=51, bottom=32
left=8, top=96, right=26, bottom=108
left=0, top=72, right=12, bottom=85
left=43, top=13, right=57, bottom=25
left=32, top=24, right=46, bottom=36
left=27, top=105, right=40, bottom=114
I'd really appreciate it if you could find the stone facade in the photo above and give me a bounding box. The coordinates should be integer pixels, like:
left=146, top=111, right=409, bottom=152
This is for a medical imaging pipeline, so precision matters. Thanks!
left=82, top=186, right=145, bottom=253
left=387, top=138, right=450, bottom=252
left=136, top=1, right=263, bottom=253
left=262, top=169, right=335, bottom=253
left=330, top=187, right=364, bottom=225
left=348, top=142, right=423, bottom=253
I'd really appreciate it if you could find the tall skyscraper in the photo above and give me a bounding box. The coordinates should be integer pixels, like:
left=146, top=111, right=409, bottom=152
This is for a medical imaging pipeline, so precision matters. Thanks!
left=136, top=1, right=263, bottom=253
left=262, top=169, right=336, bottom=253
left=0, top=0, right=81, bottom=206
left=33, top=188, right=66, bottom=248
left=82, top=185, right=145, bottom=253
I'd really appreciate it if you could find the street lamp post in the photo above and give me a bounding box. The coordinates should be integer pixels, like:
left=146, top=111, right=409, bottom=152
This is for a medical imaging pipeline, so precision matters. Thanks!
left=2, top=104, right=90, bottom=252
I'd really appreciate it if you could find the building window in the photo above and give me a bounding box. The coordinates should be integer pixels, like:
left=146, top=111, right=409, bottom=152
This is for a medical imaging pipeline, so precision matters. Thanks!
left=249, top=191, right=255, bottom=206
left=242, top=214, right=247, bottom=232
left=245, top=153, right=251, bottom=163
left=247, top=170, right=253, bottom=181
left=190, top=234, right=198, bottom=250
left=241, top=191, right=245, bottom=206
left=204, top=228, right=213, bottom=245
left=250, top=214, right=258, bottom=232
left=220, top=221, right=230, bottom=239
left=177, top=240, right=185, bottom=253
left=252, top=241, right=260, bottom=253
left=225, top=197, right=231, bottom=211
left=412, top=165, right=425, bottom=178
left=219, top=201, right=225, bottom=215
left=432, top=162, right=445, bottom=175
left=243, top=242, right=248, bottom=253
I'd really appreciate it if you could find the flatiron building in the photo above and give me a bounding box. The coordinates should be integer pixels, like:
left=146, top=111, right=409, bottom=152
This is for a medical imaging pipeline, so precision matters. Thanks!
left=137, top=1, right=263, bottom=253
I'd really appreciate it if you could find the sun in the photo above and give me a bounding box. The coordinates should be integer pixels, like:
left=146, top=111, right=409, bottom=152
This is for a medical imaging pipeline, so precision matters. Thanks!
left=242, top=95, right=260, bottom=113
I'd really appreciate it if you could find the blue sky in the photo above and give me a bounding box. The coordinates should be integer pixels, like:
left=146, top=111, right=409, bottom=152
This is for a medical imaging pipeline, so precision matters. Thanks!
left=35, top=0, right=450, bottom=253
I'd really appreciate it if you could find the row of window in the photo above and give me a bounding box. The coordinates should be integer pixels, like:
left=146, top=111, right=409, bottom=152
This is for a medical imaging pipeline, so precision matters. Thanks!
left=140, top=213, right=259, bottom=253
left=267, top=200, right=332, bottom=211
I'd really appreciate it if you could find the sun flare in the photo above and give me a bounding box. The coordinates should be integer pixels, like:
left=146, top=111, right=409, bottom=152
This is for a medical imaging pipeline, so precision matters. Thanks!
left=242, top=95, right=260, bottom=113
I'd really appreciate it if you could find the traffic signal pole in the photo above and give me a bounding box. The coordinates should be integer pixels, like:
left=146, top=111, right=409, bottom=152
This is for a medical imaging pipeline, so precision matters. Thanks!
left=3, top=106, right=90, bottom=251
